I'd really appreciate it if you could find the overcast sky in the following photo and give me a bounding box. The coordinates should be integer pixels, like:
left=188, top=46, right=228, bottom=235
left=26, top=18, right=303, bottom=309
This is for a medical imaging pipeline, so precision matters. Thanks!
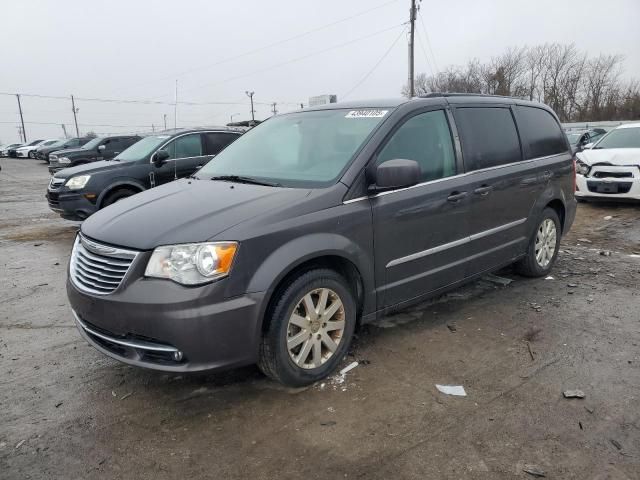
left=1, top=0, right=638, bottom=144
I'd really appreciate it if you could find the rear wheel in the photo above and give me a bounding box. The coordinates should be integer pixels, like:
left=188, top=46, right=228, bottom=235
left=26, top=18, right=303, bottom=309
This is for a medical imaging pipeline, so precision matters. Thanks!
left=515, top=208, right=561, bottom=277
left=258, top=268, right=356, bottom=387
left=102, top=188, right=137, bottom=208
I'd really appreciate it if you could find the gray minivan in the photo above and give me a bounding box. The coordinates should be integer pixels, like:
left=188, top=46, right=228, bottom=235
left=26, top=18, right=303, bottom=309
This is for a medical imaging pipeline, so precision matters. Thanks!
left=67, top=94, right=576, bottom=386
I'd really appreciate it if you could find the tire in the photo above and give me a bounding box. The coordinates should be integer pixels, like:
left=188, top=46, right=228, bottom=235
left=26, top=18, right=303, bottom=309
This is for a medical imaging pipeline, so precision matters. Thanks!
left=515, top=208, right=561, bottom=277
left=258, top=268, right=357, bottom=387
left=102, top=188, right=137, bottom=207
left=28, top=151, right=35, bottom=159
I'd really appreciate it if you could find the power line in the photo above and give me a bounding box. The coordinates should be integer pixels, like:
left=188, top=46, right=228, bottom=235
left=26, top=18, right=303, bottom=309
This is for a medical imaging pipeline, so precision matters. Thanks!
left=182, top=23, right=407, bottom=96
left=108, top=0, right=400, bottom=97
left=415, top=26, right=434, bottom=76
left=342, top=25, right=408, bottom=99
left=418, top=8, right=439, bottom=73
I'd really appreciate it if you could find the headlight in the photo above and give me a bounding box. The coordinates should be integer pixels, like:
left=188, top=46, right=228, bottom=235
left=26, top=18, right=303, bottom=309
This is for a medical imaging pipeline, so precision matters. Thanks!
left=58, top=157, right=71, bottom=164
left=145, top=242, right=238, bottom=285
left=65, top=175, right=91, bottom=190
left=576, top=160, right=590, bottom=176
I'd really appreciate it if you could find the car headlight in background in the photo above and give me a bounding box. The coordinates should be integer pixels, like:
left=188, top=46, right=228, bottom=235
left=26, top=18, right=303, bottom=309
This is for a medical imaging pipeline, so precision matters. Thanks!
left=145, top=242, right=238, bottom=285
left=65, top=175, right=91, bottom=190
left=575, top=160, right=590, bottom=176
left=58, top=157, right=71, bottom=164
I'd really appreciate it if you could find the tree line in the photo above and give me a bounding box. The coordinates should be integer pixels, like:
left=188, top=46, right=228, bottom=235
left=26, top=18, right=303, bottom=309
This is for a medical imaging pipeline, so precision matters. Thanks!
left=403, top=43, right=640, bottom=122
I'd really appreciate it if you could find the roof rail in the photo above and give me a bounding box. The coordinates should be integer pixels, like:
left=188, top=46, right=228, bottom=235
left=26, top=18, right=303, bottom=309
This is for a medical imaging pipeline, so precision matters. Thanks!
left=418, top=92, right=522, bottom=100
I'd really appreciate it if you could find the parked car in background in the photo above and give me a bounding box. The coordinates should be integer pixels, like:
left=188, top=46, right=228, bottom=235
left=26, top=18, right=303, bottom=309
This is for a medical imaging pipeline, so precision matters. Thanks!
left=36, top=137, right=92, bottom=162
left=575, top=123, right=640, bottom=201
left=0, top=143, right=23, bottom=156
left=566, top=128, right=607, bottom=153
left=8, top=139, right=43, bottom=157
left=16, top=139, right=59, bottom=158
left=48, top=135, right=141, bottom=174
left=47, top=127, right=243, bottom=220
left=66, top=94, right=576, bottom=386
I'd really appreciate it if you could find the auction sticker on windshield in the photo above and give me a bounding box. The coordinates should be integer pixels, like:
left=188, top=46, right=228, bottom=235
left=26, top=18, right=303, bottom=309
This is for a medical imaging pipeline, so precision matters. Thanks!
left=345, top=109, right=388, bottom=118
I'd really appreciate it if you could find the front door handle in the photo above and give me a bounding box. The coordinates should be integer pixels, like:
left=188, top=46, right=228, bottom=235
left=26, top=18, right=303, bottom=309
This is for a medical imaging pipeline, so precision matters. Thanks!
left=447, top=191, right=468, bottom=202
left=473, top=185, right=493, bottom=195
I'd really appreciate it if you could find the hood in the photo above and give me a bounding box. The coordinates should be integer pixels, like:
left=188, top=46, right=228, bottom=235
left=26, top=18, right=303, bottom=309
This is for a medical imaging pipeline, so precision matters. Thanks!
left=53, top=160, right=120, bottom=179
left=81, top=179, right=312, bottom=250
left=51, top=146, right=94, bottom=158
left=577, top=148, right=640, bottom=166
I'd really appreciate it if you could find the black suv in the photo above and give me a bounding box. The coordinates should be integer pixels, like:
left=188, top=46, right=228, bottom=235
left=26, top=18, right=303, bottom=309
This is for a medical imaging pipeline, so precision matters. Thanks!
left=67, top=95, right=576, bottom=386
left=48, top=135, right=141, bottom=174
left=36, top=137, right=92, bottom=162
left=47, top=128, right=242, bottom=220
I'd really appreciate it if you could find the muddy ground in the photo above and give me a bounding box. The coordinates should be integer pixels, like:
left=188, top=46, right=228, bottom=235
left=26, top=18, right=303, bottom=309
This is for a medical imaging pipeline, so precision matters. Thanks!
left=1, top=158, right=639, bottom=479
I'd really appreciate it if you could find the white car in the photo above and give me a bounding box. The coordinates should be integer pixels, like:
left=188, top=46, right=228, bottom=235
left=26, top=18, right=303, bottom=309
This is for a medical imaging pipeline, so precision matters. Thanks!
left=15, top=139, right=59, bottom=158
left=575, top=123, right=640, bottom=201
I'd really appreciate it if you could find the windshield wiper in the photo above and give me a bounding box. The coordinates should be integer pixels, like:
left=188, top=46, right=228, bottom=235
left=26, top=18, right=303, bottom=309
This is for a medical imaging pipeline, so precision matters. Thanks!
left=210, top=175, right=281, bottom=187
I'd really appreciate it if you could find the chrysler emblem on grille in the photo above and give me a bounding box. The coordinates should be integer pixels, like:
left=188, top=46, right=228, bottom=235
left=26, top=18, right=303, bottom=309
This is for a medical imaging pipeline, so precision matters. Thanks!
left=81, top=237, right=117, bottom=255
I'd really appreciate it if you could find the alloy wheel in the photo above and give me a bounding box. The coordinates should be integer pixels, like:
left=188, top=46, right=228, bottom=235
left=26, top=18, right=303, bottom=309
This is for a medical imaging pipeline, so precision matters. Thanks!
left=535, top=218, right=557, bottom=268
left=286, top=288, right=346, bottom=369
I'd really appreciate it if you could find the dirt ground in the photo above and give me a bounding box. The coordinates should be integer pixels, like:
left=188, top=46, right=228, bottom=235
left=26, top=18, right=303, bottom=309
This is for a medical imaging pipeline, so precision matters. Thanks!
left=1, top=158, right=639, bottom=480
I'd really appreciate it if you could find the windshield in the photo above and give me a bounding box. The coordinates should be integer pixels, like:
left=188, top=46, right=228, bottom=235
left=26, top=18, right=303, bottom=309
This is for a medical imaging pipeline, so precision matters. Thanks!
left=42, top=140, right=58, bottom=146
left=114, top=135, right=169, bottom=161
left=198, top=108, right=389, bottom=187
left=81, top=137, right=103, bottom=150
left=47, top=140, right=66, bottom=148
left=594, top=127, right=640, bottom=149
left=566, top=133, right=582, bottom=144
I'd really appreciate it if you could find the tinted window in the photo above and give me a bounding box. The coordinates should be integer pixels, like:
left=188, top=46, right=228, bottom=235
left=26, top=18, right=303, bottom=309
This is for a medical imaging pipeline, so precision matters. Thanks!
left=516, top=106, right=567, bottom=158
left=593, top=127, right=640, bottom=149
left=455, top=107, right=521, bottom=170
left=164, top=134, right=203, bottom=159
left=377, top=110, right=456, bottom=182
left=204, top=132, right=239, bottom=155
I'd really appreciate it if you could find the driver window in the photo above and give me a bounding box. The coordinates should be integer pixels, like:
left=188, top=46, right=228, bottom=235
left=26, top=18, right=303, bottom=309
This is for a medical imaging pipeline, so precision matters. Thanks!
left=164, top=134, right=203, bottom=160
left=377, top=110, right=456, bottom=182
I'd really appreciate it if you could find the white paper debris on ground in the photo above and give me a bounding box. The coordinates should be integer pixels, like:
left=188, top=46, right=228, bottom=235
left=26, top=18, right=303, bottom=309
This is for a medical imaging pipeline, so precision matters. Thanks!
left=629, top=254, right=640, bottom=258
left=339, top=361, right=359, bottom=376
left=436, top=384, right=467, bottom=396
left=604, top=215, right=612, bottom=220
left=545, top=276, right=554, bottom=280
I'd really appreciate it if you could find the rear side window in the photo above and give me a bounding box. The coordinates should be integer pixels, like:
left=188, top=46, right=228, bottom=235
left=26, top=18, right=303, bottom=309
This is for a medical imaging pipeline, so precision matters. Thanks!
left=516, top=106, right=567, bottom=158
left=204, top=132, right=238, bottom=155
left=455, top=107, right=521, bottom=170
left=376, top=110, right=456, bottom=182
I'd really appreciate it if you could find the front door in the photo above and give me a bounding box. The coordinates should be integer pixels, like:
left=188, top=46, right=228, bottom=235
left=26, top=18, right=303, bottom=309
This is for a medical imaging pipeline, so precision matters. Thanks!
left=155, top=133, right=212, bottom=185
left=371, top=109, right=471, bottom=309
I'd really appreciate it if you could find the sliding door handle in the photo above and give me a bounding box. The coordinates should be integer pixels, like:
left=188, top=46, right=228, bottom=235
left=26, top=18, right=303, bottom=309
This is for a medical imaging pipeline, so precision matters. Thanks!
left=447, top=191, right=468, bottom=202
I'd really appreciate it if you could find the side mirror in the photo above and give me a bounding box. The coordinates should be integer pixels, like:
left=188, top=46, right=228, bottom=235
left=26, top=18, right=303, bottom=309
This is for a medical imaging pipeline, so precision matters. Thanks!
left=98, top=145, right=106, bottom=151
left=152, top=149, right=170, bottom=167
left=371, top=159, right=421, bottom=191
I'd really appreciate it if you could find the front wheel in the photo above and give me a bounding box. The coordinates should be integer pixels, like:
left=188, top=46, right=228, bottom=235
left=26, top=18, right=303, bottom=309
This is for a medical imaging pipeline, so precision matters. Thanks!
left=28, top=151, right=35, bottom=159
left=258, top=269, right=357, bottom=387
left=515, top=208, right=561, bottom=277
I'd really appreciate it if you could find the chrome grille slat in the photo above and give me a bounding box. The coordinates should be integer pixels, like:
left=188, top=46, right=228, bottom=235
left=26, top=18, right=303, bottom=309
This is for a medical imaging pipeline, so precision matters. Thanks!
left=76, top=252, right=130, bottom=272
left=70, top=235, right=138, bottom=295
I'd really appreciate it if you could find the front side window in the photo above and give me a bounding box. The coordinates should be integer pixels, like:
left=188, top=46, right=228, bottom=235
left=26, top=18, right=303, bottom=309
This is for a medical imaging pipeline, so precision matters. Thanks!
left=164, top=134, right=203, bottom=159
left=376, top=110, right=456, bottom=182
left=516, top=106, right=567, bottom=158
left=594, top=127, right=640, bottom=149
left=198, top=109, right=389, bottom=187
left=455, top=107, right=521, bottom=170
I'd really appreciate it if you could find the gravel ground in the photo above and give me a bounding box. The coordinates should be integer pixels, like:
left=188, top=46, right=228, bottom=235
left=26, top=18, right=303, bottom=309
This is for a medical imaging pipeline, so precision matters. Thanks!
left=1, top=158, right=639, bottom=479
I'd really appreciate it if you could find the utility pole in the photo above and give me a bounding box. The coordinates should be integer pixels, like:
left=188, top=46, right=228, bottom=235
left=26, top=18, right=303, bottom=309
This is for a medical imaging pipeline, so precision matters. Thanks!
left=16, top=126, right=24, bottom=143
left=71, top=95, right=80, bottom=137
left=163, top=114, right=167, bottom=130
left=16, top=94, right=27, bottom=142
left=61, top=124, right=68, bottom=138
left=152, top=124, right=155, bottom=132
left=408, top=0, right=417, bottom=97
left=174, top=80, right=178, bottom=129
left=271, top=102, right=278, bottom=115
left=245, top=91, right=255, bottom=122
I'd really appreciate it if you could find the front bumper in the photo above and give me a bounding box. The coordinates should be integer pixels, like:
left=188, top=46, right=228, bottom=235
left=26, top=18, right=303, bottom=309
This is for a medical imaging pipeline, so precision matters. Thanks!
left=46, top=189, right=98, bottom=220
left=576, top=166, right=640, bottom=200
left=68, top=265, right=266, bottom=372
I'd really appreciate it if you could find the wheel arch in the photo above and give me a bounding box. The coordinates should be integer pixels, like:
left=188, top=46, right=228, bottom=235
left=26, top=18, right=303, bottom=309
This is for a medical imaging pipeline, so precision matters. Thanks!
left=97, top=180, right=146, bottom=208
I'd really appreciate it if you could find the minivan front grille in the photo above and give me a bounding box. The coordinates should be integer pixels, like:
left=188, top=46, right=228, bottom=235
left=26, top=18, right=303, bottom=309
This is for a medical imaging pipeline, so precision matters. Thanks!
left=70, top=235, right=138, bottom=295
